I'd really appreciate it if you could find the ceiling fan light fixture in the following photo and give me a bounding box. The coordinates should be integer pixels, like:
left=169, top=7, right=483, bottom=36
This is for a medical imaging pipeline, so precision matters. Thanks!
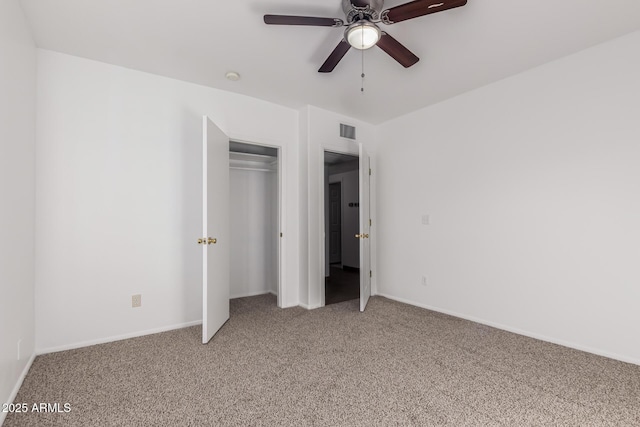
left=346, top=20, right=381, bottom=50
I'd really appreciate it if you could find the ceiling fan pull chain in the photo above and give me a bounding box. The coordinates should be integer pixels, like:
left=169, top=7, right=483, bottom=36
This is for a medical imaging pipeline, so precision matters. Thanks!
left=361, top=33, right=365, bottom=93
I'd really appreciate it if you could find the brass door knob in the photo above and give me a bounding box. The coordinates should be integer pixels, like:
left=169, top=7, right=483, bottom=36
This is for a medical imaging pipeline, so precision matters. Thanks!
left=355, top=234, right=369, bottom=239
left=207, top=237, right=217, bottom=245
left=197, top=238, right=204, bottom=245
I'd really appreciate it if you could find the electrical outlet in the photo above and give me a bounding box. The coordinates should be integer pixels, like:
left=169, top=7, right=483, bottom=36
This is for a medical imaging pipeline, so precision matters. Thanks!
left=421, top=214, right=430, bottom=225
left=422, top=276, right=427, bottom=286
left=132, top=294, right=142, bottom=308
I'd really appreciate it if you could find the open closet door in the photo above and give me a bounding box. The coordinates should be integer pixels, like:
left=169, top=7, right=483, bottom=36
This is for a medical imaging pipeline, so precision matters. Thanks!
left=201, top=116, right=230, bottom=344
left=359, top=143, right=371, bottom=312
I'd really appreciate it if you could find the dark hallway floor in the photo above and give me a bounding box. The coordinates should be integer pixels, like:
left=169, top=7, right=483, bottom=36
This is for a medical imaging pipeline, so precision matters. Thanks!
left=325, top=265, right=359, bottom=305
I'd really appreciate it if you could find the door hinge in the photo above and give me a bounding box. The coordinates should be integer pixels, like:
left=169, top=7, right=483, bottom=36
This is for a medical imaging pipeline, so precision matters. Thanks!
left=369, top=219, right=372, bottom=227
left=280, top=232, right=283, bottom=238
left=369, top=270, right=372, bottom=278
left=369, top=168, right=372, bottom=176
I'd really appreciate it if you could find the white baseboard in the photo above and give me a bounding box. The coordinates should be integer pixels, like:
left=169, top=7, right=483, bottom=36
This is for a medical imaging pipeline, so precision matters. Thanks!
left=280, top=303, right=299, bottom=309
left=275, top=293, right=298, bottom=309
left=377, top=293, right=640, bottom=366
left=0, top=353, right=36, bottom=426
left=37, top=292, right=282, bottom=356
left=230, top=290, right=277, bottom=299
left=299, top=302, right=321, bottom=310
left=36, top=320, right=202, bottom=356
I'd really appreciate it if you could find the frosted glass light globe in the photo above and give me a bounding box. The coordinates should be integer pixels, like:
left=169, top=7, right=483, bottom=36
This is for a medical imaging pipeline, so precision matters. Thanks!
left=346, top=21, right=381, bottom=50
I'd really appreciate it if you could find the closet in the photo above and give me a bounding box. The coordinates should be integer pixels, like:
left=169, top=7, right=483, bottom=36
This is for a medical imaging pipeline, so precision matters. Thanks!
left=229, top=141, right=279, bottom=300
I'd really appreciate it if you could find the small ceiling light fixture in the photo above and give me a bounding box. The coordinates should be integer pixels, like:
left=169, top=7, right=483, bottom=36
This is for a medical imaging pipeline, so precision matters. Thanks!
left=225, top=71, right=240, bottom=81
left=345, top=20, right=381, bottom=50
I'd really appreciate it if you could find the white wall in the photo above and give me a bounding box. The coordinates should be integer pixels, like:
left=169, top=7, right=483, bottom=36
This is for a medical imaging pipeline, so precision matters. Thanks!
left=0, top=0, right=36, bottom=419
left=230, top=168, right=278, bottom=298
left=298, top=108, right=310, bottom=307
left=299, top=106, right=376, bottom=308
left=376, top=31, right=640, bottom=364
left=35, top=50, right=299, bottom=352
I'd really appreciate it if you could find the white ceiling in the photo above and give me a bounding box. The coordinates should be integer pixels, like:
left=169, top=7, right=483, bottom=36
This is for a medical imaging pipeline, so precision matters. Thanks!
left=19, top=0, right=640, bottom=124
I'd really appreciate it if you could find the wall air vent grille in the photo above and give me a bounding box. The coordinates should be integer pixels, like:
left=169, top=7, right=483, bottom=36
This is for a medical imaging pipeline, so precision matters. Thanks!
left=340, top=123, right=356, bottom=140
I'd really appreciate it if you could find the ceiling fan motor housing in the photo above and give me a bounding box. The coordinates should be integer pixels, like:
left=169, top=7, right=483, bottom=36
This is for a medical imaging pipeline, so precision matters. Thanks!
left=343, top=0, right=384, bottom=22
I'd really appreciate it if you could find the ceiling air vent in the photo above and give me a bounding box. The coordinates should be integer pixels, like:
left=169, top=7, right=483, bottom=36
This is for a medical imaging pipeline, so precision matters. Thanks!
left=340, top=123, right=356, bottom=140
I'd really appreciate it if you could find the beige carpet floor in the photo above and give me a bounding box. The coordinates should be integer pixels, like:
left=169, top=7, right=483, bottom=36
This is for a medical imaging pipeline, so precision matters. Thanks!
left=5, top=295, right=640, bottom=426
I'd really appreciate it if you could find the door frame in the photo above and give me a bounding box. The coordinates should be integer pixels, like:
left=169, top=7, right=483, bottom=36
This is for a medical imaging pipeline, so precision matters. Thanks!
left=228, top=137, right=287, bottom=308
left=320, top=147, right=360, bottom=307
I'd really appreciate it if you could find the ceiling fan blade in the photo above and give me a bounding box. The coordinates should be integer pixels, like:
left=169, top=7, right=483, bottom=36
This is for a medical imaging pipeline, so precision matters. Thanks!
left=381, top=0, right=467, bottom=24
left=376, top=33, right=419, bottom=68
left=264, top=15, right=343, bottom=27
left=318, top=40, right=351, bottom=73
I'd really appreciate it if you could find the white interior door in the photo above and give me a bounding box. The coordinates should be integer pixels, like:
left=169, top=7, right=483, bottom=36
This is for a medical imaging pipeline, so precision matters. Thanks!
left=359, top=143, right=371, bottom=312
left=202, top=116, right=230, bottom=344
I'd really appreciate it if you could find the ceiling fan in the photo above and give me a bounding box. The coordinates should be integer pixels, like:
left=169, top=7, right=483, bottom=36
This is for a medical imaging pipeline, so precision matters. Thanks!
left=264, top=0, right=468, bottom=73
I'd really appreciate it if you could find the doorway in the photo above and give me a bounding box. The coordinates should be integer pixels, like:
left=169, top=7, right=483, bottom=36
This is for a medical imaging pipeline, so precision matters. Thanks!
left=229, top=141, right=280, bottom=306
left=324, top=151, right=360, bottom=305
left=329, top=182, right=342, bottom=265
